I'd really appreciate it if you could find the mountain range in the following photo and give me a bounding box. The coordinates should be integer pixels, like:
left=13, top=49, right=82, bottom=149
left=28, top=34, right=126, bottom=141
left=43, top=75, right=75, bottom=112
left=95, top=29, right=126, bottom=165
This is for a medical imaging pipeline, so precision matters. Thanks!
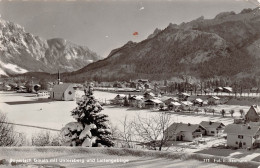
left=0, top=18, right=100, bottom=76
left=2, top=8, right=260, bottom=82
left=62, top=8, right=260, bottom=82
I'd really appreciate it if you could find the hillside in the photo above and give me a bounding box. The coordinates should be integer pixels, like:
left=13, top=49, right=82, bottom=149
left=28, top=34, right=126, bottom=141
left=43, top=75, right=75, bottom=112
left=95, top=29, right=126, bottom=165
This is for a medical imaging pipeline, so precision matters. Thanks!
left=63, top=8, right=260, bottom=82
left=0, top=18, right=100, bottom=76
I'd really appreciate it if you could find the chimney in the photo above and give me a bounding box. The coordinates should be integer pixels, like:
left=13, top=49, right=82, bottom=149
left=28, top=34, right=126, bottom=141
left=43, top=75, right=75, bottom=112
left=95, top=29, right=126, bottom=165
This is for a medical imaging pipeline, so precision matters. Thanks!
left=209, top=121, right=212, bottom=125
left=188, top=123, right=191, bottom=126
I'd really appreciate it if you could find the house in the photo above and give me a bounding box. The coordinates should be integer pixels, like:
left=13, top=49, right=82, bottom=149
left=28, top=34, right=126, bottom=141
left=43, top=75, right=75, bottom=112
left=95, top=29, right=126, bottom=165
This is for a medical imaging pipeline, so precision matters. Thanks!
left=138, top=79, right=149, bottom=84
left=200, top=121, right=225, bottom=136
left=112, top=94, right=126, bottom=105
left=17, top=86, right=27, bottom=93
left=224, top=124, right=260, bottom=149
left=223, top=87, right=232, bottom=93
left=245, top=105, right=260, bottom=123
left=169, top=101, right=181, bottom=111
left=2, top=85, right=11, bottom=91
left=143, top=92, right=155, bottom=100
left=50, top=83, right=77, bottom=101
left=144, top=99, right=163, bottom=109
left=178, top=92, right=190, bottom=101
left=251, top=87, right=259, bottom=93
left=36, top=90, right=50, bottom=97
left=208, top=96, right=221, bottom=105
left=214, top=87, right=223, bottom=93
left=193, top=98, right=203, bottom=106
left=144, top=83, right=152, bottom=90
left=154, top=92, right=162, bottom=98
left=129, top=95, right=144, bottom=108
left=160, top=97, right=175, bottom=106
left=165, top=123, right=206, bottom=142
left=180, top=101, right=193, bottom=106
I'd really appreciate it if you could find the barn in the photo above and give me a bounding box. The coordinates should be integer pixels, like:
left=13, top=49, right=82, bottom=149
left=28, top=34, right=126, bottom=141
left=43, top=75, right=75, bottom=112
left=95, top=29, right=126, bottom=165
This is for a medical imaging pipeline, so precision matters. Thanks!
left=50, top=83, right=77, bottom=101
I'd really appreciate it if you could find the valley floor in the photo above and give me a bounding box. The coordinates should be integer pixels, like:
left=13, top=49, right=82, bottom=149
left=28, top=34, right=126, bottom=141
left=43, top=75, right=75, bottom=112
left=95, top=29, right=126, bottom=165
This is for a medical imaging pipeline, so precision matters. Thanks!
left=1, top=91, right=260, bottom=166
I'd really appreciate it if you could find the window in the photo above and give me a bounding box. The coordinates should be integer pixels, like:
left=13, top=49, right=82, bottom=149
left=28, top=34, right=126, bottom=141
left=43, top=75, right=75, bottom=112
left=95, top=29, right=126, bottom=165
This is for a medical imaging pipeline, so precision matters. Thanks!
left=238, top=135, right=243, bottom=139
left=211, top=131, right=215, bottom=134
left=243, top=142, right=246, bottom=145
left=236, top=141, right=238, bottom=144
left=68, top=91, right=72, bottom=95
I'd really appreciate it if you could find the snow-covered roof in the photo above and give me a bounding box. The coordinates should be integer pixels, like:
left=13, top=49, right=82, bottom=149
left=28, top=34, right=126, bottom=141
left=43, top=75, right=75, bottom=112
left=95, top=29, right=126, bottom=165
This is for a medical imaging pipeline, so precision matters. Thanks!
left=145, top=99, right=163, bottom=104
left=135, top=95, right=144, bottom=100
left=152, top=99, right=163, bottom=104
left=180, top=93, right=190, bottom=97
left=51, top=83, right=75, bottom=93
left=181, top=101, right=193, bottom=106
left=224, top=124, right=260, bottom=136
left=166, top=123, right=206, bottom=134
left=170, top=102, right=181, bottom=106
left=130, top=95, right=144, bottom=100
left=160, top=96, right=174, bottom=102
left=117, top=94, right=126, bottom=97
left=172, top=97, right=179, bottom=101
left=211, top=96, right=220, bottom=100
left=200, top=121, right=225, bottom=129
left=195, top=98, right=203, bottom=103
left=223, top=87, right=232, bottom=92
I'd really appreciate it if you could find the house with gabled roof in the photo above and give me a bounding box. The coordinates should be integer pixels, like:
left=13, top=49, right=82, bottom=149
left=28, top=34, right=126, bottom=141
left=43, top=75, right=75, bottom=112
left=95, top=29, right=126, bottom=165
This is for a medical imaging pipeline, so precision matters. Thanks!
left=223, top=87, right=232, bottom=93
left=129, top=95, right=144, bottom=107
left=224, top=124, right=260, bottom=149
left=160, top=96, right=175, bottom=105
left=178, top=92, right=190, bottom=101
left=245, top=105, right=260, bottom=123
left=50, top=83, right=77, bottom=101
left=143, top=92, right=155, bottom=100
left=200, top=121, right=225, bottom=136
left=112, top=94, right=126, bottom=105
left=208, top=96, right=221, bottom=105
left=165, top=123, right=206, bottom=142
left=144, top=99, right=163, bottom=109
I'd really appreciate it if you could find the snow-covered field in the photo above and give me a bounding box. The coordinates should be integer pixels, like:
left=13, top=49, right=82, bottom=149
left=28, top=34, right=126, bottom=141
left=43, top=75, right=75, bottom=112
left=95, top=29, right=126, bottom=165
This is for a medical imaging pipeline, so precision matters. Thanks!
left=0, top=91, right=236, bottom=140
left=0, top=147, right=239, bottom=168
left=2, top=91, right=260, bottom=163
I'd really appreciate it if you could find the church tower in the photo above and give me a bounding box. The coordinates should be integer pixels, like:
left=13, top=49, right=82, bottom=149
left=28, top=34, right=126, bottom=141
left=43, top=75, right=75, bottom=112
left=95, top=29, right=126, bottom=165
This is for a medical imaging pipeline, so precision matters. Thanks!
left=57, top=70, right=60, bottom=85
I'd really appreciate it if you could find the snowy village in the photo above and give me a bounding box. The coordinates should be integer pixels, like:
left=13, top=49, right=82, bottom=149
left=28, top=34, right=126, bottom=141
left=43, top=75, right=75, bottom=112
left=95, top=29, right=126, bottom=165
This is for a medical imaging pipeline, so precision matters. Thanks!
left=1, top=0, right=260, bottom=168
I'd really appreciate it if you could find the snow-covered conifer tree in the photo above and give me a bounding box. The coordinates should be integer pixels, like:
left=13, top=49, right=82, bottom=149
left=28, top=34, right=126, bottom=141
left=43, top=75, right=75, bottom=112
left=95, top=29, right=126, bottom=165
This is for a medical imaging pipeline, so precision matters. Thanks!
left=61, top=83, right=114, bottom=147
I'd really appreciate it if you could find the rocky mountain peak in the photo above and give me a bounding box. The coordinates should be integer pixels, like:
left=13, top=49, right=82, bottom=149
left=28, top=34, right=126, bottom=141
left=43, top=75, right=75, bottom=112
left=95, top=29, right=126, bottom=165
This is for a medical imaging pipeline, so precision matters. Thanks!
left=0, top=18, right=100, bottom=76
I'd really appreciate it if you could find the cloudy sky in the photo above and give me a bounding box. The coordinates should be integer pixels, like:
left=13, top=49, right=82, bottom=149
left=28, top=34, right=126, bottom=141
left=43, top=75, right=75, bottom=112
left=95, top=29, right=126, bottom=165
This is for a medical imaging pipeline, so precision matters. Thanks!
left=0, top=0, right=258, bottom=57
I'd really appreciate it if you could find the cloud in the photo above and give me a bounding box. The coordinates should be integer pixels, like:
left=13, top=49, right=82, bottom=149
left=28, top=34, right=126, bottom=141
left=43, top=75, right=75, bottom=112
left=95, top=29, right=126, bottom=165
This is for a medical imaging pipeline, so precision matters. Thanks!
left=139, top=6, right=145, bottom=10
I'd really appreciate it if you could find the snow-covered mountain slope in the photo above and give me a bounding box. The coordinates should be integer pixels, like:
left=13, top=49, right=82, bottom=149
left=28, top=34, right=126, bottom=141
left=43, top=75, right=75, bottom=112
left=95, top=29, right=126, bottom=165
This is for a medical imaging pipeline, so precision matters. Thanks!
left=0, top=18, right=100, bottom=76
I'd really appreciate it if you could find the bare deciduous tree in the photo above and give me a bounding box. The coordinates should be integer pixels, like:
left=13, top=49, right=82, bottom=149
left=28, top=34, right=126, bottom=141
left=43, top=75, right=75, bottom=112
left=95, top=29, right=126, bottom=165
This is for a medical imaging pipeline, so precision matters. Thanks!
left=0, top=112, right=22, bottom=146
left=31, top=131, right=65, bottom=146
left=132, top=112, right=171, bottom=151
left=117, top=115, right=135, bottom=148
